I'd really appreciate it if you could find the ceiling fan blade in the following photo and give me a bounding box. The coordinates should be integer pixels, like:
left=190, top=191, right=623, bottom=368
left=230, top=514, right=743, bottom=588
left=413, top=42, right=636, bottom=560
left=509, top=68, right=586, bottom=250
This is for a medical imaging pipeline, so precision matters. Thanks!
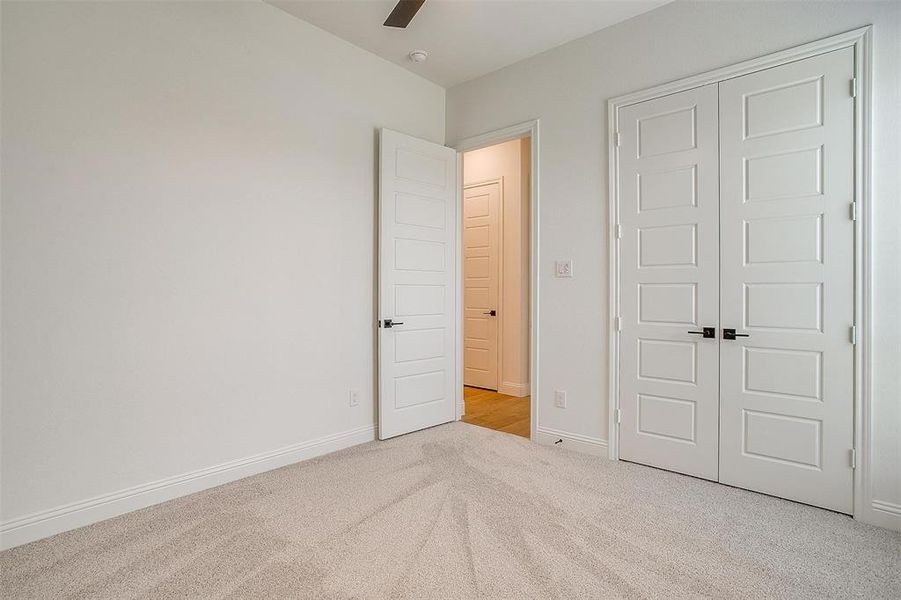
left=383, top=0, right=425, bottom=28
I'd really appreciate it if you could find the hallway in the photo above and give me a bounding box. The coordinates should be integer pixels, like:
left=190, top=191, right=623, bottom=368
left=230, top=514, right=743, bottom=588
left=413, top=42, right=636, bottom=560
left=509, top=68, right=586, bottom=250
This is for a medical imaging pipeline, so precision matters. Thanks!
left=461, top=386, right=530, bottom=438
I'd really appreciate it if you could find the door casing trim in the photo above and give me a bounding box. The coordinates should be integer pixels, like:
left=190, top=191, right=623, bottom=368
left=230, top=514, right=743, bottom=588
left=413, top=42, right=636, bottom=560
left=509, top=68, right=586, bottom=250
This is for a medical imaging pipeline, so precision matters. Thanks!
left=607, top=27, right=879, bottom=526
left=453, top=120, right=540, bottom=441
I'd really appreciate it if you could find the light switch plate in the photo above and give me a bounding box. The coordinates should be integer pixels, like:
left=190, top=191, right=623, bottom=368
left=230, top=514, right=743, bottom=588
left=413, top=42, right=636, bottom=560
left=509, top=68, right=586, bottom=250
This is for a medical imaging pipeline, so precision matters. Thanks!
left=349, top=389, right=360, bottom=407
left=555, top=260, right=573, bottom=278
left=554, top=390, right=567, bottom=408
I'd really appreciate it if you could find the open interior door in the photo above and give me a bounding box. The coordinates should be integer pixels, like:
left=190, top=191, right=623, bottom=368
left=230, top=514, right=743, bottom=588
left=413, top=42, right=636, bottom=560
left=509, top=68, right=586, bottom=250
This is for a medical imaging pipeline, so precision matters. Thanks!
left=378, top=129, right=457, bottom=439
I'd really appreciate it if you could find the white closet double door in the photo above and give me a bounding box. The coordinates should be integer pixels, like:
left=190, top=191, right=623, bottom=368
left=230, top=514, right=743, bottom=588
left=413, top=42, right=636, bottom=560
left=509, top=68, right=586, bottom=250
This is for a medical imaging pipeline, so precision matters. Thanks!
left=618, top=48, right=855, bottom=513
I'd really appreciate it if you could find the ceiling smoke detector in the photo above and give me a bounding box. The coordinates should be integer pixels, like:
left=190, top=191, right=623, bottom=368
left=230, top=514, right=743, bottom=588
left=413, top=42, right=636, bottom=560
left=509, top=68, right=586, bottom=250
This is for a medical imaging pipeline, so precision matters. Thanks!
left=408, top=50, right=429, bottom=64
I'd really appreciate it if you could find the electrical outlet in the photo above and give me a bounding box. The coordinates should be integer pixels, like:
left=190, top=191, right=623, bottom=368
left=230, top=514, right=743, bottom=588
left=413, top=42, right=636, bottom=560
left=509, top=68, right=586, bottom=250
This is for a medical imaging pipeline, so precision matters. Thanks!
left=554, top=390, right=567, bottom=408
left=348, top=389, right=360, bottom=407
left=555, top=260, right=573, bottom=278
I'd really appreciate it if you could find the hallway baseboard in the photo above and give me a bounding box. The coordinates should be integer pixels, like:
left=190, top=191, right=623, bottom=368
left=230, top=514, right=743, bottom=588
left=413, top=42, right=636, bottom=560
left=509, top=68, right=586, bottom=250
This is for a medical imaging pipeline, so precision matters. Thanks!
left=498, top=381, right=529, bottom=397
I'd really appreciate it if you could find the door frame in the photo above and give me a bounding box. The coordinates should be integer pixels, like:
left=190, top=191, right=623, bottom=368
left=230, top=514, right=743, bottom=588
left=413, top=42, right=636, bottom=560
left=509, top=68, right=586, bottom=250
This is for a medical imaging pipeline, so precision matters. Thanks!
left=453, top=120, right=540, bottom=440
left=607, top=27, right=875, bottom=524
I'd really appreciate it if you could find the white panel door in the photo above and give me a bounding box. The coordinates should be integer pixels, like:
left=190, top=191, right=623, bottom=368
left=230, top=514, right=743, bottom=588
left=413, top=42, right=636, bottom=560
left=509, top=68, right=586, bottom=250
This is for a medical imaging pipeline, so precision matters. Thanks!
left=463, top=181, right=500, bottom=390
left=718, top=49, right=855, bottom=512
left=379, top=129, right=457, bottom=440
left=617, top=84, right=721, bottom=480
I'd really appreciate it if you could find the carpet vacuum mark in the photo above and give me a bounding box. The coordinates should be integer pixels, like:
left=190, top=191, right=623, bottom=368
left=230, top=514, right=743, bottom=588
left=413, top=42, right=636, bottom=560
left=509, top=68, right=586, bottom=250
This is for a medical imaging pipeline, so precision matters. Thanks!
left=1, top=422, right=899, bottom=599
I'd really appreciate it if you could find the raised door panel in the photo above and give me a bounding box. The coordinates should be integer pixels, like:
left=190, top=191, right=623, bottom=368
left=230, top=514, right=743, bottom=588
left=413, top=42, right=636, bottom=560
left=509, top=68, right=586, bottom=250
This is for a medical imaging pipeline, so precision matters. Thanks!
left=617, top=84, right=720, bottom=481
left=718, top=48, right=855, bottom=513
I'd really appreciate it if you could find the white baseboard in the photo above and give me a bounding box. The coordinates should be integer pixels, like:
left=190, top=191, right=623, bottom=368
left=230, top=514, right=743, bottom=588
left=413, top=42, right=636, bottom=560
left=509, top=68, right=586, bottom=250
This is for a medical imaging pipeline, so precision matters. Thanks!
left=498, top=381, right=530, bottom=397
left=865, top=499, right=901, bottom=532
left=534, top=426, right=608, bottom=457
left=0, top=424, right=377, bottom=551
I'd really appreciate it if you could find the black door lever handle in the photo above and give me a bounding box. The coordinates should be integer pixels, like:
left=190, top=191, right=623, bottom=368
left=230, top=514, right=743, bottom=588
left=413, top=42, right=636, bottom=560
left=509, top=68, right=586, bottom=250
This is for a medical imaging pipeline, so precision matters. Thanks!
left=687, top=327, right=716, bottom=338
left=723, top=328, right=749, bottom=340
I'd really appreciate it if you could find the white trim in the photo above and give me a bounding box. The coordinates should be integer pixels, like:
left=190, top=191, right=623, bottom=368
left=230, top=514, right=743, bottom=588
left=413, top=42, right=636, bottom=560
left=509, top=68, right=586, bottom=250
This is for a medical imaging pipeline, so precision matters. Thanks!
left=867, top=500, right=901, bottom=531
left=870, top=500, right=901, bottom=520
left=607, top=27, right=879, bottom=525
left=871, top=500, right=901, bottom=515
left=607, top=93, right=620, bottom=461
left=848, top=28, right=889, bottom=531
left=454, top=120, right=540, bottom=442
left=609, top=27, right=871, bottom=109
left=534, top=427, right=608, bottom=457
left=0, top=424, right=377, bottom=550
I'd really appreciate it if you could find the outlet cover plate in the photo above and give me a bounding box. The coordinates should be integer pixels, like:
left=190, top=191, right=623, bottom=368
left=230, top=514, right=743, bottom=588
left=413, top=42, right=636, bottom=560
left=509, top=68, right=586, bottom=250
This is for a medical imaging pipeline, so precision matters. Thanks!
left=555, top=260, right=573, bottom=278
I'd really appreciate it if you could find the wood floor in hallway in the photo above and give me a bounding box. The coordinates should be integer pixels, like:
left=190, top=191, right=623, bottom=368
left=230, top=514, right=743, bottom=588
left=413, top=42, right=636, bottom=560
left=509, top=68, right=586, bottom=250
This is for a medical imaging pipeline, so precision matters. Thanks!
left=462, top=386, right=530, bottom=438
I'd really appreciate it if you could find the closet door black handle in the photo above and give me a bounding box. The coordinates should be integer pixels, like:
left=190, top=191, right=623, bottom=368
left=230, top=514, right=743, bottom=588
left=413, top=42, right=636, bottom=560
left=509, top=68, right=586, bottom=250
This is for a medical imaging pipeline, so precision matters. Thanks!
left=723, top=328, right=749, bottom=340
left=687, top=327, right=716, bottom=338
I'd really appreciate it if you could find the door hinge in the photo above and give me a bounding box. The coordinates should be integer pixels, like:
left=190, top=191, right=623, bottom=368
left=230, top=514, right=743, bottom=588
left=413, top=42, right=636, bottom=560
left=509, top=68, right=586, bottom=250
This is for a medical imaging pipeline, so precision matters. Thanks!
left=850, top=77, right=858, bottom=98
left=615, top=224, right=622, bottom=239
left=615, top=132, right=621, bottom=147
left=850, top=202, right=858, bottom=221
left=850, top=448, right=857, bottom=469
left=850, top=325, right=857, bottom=345
left=614, top=316, right=622, bottom=332
left=614, top=408, right=622, bottom=425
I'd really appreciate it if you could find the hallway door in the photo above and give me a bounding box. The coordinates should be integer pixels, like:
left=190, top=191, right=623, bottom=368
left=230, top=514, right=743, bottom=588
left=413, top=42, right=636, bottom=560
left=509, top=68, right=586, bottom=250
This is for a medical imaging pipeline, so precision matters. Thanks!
left=463, top=181, right=501, bottom=390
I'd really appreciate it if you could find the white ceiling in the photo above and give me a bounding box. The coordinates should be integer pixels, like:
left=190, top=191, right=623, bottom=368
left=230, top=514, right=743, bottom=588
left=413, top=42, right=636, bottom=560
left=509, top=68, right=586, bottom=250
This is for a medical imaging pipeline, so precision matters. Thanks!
left=268, top=1, right=671, bottom=88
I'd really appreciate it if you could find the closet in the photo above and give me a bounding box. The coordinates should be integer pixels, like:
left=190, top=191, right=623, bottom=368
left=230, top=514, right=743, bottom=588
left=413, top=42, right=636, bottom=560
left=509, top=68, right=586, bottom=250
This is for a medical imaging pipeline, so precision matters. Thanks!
left=615, top=47, right=855, bottom=513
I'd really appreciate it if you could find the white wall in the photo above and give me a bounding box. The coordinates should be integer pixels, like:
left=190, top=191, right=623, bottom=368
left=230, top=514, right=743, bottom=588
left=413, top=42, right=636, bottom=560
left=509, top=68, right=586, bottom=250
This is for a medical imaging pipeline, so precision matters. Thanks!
left=463, top=139, right=530, bottom=396
left=447, top=0, right=901, bottom=527
left=0, top=0, right=444, bottom=546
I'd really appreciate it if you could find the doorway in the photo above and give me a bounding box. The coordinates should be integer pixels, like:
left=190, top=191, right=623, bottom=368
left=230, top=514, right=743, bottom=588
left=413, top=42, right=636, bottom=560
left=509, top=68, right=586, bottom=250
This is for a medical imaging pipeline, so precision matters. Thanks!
left=377, top=122, right=538, bottom=443
left=460, top=137, right=532, bottom=438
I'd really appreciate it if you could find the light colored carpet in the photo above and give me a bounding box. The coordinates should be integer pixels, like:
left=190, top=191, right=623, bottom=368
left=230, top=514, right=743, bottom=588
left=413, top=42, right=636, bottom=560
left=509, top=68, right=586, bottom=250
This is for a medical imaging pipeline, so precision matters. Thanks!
left=1, top=422, right=899, bottom=599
